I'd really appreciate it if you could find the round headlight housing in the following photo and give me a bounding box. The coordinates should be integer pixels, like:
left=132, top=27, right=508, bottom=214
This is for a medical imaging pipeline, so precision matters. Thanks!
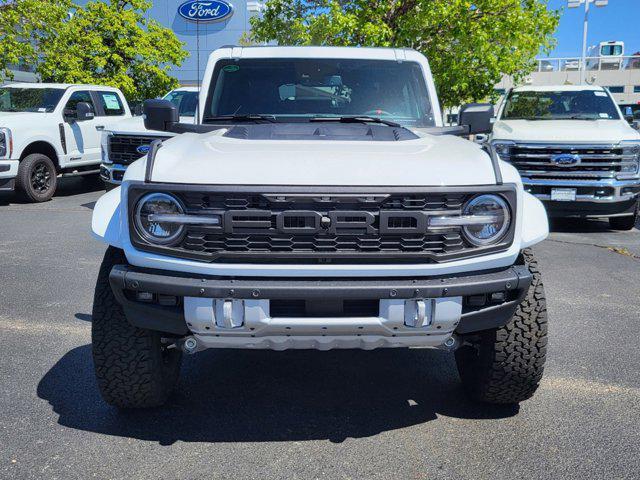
left=462, top=194, right=511, bottom=246
left=134, top=193, right=185, bottom=245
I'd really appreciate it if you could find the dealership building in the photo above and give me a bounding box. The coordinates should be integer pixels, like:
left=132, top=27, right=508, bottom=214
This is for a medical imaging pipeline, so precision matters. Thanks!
left=8, top=0, right=264, bottom=85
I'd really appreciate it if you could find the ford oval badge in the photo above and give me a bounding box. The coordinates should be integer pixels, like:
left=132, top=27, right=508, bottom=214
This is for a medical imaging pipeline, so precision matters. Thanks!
left=550, top=153, right=581, bottom=167
left=178, top=1, right=234, bottom=22
left=136, top=145, right=151, bottom=155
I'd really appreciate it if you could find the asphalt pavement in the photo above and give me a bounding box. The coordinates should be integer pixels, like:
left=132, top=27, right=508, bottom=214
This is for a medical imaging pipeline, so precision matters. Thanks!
left=0, top=178, right=639, bottom=480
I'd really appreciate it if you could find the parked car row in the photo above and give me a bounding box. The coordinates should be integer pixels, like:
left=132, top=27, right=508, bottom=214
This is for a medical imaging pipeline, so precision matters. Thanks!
left=0, top=83, right=130, bottom=201
left=0, top=83, right=198, bottom=201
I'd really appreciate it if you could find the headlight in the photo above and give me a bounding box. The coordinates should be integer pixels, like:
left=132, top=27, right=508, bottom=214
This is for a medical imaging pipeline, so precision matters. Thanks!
left=101, top=131, right=113, bottom=164
left=619, top=141, right=640, bottom=178
left=490, top=140, right=515, bottom=161
left=0, top=128, right=12, bottom=159
left=462, top=194, right=511, bottom=246
left=134, top=193, right=185, bottom=245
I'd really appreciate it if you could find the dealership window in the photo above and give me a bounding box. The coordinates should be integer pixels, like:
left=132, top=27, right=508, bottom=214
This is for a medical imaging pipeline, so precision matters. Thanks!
left=97, top=91, right=125, bottom=116
left=634, top=86, right=640, bottom=93
left=606, top=86, right=624, bottom=94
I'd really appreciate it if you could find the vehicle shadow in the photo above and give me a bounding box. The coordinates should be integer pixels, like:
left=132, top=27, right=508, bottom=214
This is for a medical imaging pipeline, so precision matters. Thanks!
left=37, top=345, right=518, bottom=445
left=0, top=175, right=104, bottom=206
left=549, top=217, right=638, bottom=233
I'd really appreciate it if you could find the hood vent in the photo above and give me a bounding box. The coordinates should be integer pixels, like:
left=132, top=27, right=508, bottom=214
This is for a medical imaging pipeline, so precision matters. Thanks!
left=223, top=123, right=418, bottom=142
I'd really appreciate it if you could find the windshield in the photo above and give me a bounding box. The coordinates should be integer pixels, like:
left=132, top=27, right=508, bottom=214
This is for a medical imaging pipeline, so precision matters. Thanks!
left=501, top=90, right=620, bottom=121
left=163, top=90, right=199, bottom=117
left=0, top=87, right=65, bottom=113
left=204, top=58, right=435, bottom=127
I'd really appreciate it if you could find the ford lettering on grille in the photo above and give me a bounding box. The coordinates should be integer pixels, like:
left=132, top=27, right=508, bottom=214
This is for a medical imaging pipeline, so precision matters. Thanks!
left=223, top=210, right=429, bottom=235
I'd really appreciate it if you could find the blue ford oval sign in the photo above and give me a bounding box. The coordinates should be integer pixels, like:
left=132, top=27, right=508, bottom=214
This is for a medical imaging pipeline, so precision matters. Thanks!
left=178, top=1, right=234, bottom=23
left=136, top=145, right=151, bottom=155
left=551, top=153, right=581, bottom=167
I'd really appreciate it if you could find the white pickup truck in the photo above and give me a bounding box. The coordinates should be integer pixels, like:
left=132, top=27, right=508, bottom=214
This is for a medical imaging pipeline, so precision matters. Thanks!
left=0, top=83, right=131, bottom=202
left=490, top=85, right=640, bottom=229
left=100, top=87, right=199, bottom=189
left=91, top=46, right=549, bottom=408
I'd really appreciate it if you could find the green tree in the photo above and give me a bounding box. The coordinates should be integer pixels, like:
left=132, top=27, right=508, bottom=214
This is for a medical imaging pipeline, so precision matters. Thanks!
left=0, top=0, right=188, bottom=101
left=0, top=0, right=72, bottom=79
left=248, top=0, right=560, bottom=108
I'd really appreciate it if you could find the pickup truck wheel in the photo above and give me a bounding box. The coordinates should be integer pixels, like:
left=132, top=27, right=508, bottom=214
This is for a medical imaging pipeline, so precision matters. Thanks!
left=16, top=154, right=58, bottom=202
left=455, top=249, right=548, bottom=404
left=609, top=213, right=637, bottom=231
left=92, top=247, right=182, bottom=408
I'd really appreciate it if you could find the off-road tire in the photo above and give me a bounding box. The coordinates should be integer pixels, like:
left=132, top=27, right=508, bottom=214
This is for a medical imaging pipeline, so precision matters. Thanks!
left=16, top=153, right=58, bottom=202
left=609, top=214, right=637, bottom=231
left=92, top=247, right=182, bottom=408
left=455, top=249, right=548, bottom=404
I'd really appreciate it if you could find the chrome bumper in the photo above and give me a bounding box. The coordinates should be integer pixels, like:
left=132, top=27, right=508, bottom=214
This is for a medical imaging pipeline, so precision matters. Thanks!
left=99, top=163, right=127, bottom=185
left=522, top=177, right=640, bottom=203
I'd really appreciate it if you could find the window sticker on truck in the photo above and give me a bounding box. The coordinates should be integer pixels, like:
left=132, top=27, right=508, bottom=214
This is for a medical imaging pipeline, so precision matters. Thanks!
left=102, top=94, right=121, bottom=110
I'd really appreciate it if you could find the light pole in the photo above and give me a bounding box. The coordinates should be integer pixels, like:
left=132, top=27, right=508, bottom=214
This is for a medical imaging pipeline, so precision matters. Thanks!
left=568, top=0, right=609, bottom=84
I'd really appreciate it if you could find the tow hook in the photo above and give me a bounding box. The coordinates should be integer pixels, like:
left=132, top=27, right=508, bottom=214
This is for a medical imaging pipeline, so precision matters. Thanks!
left=182, top=336, right=199, bottom=354
left=442, top=335, right=458, bottom=351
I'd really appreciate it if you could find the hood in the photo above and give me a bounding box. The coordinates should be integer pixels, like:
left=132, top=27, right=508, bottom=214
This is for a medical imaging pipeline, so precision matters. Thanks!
left=0, top=111, right=52, bottom=128
left=143, top=126, right=498, bottom=187
left=108, top=115, right=194, bottom=135
left=492, top=119, right=640, bottom=143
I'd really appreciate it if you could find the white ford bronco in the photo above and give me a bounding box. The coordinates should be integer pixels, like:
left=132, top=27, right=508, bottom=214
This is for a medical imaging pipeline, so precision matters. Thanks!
left=0, top=83, right=131, bottom=202
left=100, top=87, right=199, bottom=189
left=490, top=85, right=640, bottom=230
left=91, top=46, right=549, bottom=408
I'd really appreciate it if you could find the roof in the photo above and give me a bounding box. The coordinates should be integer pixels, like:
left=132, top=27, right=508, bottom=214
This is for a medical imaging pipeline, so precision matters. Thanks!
left=173, top=86, right=200, bottom=92
left=2, top=82, right=121, bottom=90
left=512, top=85, right=606, bottom=92
left=213, top=45, right=422, bottom=62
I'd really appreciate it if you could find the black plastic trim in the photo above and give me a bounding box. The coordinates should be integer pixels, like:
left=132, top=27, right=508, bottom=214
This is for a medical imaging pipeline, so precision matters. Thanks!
left=0, top=177, right=15, bottom=191
left=144, top=140, right=163, bottom=183
left=126, top=182, right=517, bottom=264
left=108, top=262, right=531, bottom=335
left=58, top=124, right=67, bottom=155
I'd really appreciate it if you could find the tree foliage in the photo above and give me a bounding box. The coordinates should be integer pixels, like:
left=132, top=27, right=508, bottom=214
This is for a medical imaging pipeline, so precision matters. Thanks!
left=0, top=0, right=188, bottom=101
left=248, top=0, right=560, bottom=108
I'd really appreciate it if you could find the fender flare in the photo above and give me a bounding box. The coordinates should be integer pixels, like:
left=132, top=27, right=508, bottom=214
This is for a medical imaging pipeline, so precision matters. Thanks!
left=91, top=187, right=123, bottom=248
left=520, top=192, right=549, bottom=249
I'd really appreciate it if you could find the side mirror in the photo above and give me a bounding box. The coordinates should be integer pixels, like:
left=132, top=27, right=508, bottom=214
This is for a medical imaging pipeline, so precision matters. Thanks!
left=75, top=102, right=95, bottom=122
left=459, top=103, right=495, bottom=135
left=624, top=114, right=635, bottom=124
left=143, top=99, right=178, bottom=132
left=133, top=104, right=144, bottom=116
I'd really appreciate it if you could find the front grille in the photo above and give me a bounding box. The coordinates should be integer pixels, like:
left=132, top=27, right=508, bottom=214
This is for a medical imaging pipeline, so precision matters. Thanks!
left=505, top=144, right=631, bottom=180
left=129, top=186, right=517, bottom=264
left=108, top=134, right=171, bottom=165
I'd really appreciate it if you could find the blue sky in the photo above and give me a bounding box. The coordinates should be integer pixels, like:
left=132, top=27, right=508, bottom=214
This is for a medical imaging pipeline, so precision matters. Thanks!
left=547, top=0, right=640, bottom=57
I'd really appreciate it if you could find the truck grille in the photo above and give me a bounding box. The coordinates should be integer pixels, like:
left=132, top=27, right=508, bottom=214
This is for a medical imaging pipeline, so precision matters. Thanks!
left=108, top=134, right=171, bottom=165
left=128, top=186, right=517, bottom=264
left=505, top=144, right=630, bottom=180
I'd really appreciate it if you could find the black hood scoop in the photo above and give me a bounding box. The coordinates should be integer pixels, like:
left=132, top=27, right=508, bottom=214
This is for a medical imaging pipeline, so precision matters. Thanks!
left=223, top=123, right=419, bottom=141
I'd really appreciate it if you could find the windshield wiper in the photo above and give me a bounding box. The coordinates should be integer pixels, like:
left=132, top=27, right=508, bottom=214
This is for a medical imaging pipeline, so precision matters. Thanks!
left=561, top=115, right=599, bottom=120
left=205, top=114, right=276, bottom=123
left=309, top=116, right=401, bottom=128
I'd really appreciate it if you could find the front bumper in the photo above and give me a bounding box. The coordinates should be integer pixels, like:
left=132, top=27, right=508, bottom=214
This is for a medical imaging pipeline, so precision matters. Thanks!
left=522, top=177, right=640, bottom=218
left=109, top=262, right=532, bottom=350
left=0, top=160, right=18, bottom=191
left=100, top=163, right=127, bottom=185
